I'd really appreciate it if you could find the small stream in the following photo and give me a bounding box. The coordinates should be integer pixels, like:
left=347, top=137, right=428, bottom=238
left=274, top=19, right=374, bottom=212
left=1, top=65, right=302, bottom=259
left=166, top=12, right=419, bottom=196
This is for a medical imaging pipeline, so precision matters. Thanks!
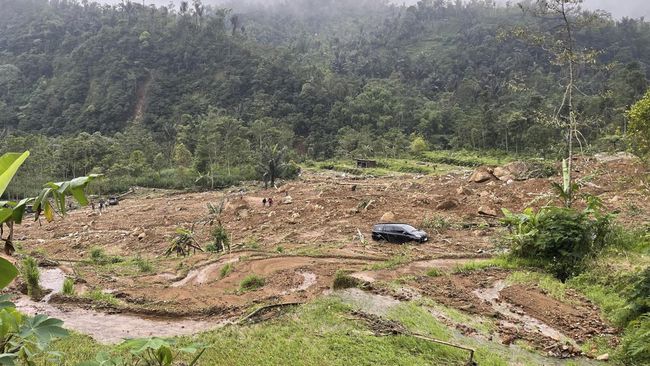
left=12, top=267, right=226, bottom=344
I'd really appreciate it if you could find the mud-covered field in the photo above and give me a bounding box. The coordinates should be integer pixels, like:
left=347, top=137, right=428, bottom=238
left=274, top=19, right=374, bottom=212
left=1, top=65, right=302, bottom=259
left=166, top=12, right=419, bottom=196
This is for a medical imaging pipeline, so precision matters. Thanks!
left=7, top=154, right=649, bottom=357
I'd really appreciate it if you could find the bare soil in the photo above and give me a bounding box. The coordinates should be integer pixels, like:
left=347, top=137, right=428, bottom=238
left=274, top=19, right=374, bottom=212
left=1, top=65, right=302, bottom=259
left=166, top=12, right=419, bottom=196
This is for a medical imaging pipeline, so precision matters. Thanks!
left=10, top=154, right=648, bottom=350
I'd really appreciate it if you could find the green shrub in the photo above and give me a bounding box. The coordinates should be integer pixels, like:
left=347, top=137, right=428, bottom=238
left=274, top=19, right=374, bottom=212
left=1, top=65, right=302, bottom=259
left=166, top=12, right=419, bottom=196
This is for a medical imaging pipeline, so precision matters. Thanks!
left=220, top=263, right=234, bottom=279
left=210, top=224, right=230, bottom=253
left=62, top=278, right=75, bottom=295
left=239, top=274, right=265, bottom=292
left=502, top=205, right=611, bottom=281
left=21, top=257, right=41, bottom=299
left=332, top=270, right=361, bottom=290
left=133, top=256, right=153, bottom=273
left=617, top=314, right=650, bottom=365
left=426, top=268, right=443, bottom=277
left=85, top=289, right=119, bottom=305
left=90, top=247, right=104, bottom=262
left=275, top=246, right=284, bottom=253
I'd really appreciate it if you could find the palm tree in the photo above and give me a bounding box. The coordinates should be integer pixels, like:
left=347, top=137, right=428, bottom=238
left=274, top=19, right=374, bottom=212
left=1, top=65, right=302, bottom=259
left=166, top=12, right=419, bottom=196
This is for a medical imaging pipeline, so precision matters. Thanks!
left=260, top=145, right=288, bottom=189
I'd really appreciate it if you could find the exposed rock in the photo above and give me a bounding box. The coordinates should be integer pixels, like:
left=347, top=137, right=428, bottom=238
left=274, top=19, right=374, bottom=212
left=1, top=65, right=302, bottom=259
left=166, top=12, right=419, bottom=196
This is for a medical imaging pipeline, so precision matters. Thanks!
left=478, top=206, right=498, bottom=217
left=594, top=152, right=636, bottom=163
left=469, top=167, right=495, bottom=183
left=282, top=196, right=293, bottom=204
left=503, top=161, right=529, bottom=178
left=380, top=212, right=395, bottom=222
left=596, top=353, right=609, bottom=361
left=436, top=199, right=459, bottom=210
left=138, top=232, right=146, bottom=240
left=493, top=167, right=509, bottom=180
left=456, top=186, right=473, bottom=196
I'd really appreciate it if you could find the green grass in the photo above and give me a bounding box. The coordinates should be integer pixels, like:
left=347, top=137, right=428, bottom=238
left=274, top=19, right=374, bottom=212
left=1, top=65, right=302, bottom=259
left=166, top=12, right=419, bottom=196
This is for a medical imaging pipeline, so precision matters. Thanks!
left=83, top=289, right=120, bottom=306
left=132, top=256, right=153, bottom=273
left=220, top=263, right=234, bottom=279
left=368, top=254, right=411, bottom=270
left=425, top=268, right=443, bottom=277
left=507, top=271, right=569, bottom=302
left=88, top=247, right=124, bottom=265
left=239, top=274, right=265, bottom=292
left=305, top=156, right=461, bottom=177
left=332, top=270, right=361, bottom=290
left=44, top=296, right=594, bottom=366
left=62, top=278, right=75, bottom=296
left=451, top=257, right=520, bottom=274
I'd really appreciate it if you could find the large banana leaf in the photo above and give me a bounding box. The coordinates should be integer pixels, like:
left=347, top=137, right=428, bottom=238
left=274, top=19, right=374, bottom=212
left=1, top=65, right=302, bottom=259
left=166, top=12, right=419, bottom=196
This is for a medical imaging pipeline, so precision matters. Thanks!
left=0, top=152, right=30, bottom=198
left=0, top=258, right=18, bottom=289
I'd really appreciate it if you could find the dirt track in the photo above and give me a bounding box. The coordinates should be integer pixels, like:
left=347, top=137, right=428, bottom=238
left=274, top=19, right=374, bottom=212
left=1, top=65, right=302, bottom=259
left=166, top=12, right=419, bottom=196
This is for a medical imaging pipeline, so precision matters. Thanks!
left=10, top=154, right=649, bottom=351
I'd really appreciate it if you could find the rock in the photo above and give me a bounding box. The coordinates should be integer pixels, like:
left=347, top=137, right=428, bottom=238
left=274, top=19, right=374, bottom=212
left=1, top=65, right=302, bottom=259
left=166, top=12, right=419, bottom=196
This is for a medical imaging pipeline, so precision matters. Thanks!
left=594, top=152, right=636, bottom=163
left=506, top=179, right=515, bottom=185
left=236, top=208, right=249, bottom=218
left=503, top=161, right=529, bottom=178
left=456, top=186, right=473, bottom=196
left=138, top=232, right=146, bottom=241
left=469, top=167, right=495, bottom=183
left=478, top=206, right=498, bottom=217
left=596, top=353, right=609, bottom=361
left=493, top=167, right=509, bottom=180
left=436, top=199, right=459, bottom=210
left=282, top=195, right=293, bottom=204
left=380, top=211, right=395, bottom=222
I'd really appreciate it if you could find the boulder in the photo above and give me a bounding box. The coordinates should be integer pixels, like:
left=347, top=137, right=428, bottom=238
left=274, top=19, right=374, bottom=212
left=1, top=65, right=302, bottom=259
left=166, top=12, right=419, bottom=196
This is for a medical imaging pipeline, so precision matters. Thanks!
left=478, top=206, right=498, bottom=217
left=138, top=232, right=146, bottom=241
left=436, top=199, right=459, bottom=210
left=493, top=167, right=510, bottom=180
left=282, top=195, right=293, bottom=204
left=596, top=354, right=609, bottom=361
left=503, top=161, right=529, bottom=178
left=469, top=167, right=495, bottom=183
left=380, top=211, right=395, bottom=222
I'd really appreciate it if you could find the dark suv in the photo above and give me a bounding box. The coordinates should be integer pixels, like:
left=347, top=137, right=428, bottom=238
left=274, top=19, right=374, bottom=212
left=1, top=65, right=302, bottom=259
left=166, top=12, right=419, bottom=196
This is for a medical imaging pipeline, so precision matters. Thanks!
left=371, top=223, right=428, bottom=243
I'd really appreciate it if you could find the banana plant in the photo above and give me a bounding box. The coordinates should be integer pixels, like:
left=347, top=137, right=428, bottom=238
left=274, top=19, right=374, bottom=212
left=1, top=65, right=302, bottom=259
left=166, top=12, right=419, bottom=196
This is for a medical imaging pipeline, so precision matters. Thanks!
left=0, top=151, right=100, bottom=254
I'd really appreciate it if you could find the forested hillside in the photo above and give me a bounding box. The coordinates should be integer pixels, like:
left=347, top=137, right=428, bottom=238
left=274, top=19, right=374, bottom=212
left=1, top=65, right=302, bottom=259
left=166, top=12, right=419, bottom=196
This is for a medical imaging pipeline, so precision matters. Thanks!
left=1, top=0, right=649, bottom=196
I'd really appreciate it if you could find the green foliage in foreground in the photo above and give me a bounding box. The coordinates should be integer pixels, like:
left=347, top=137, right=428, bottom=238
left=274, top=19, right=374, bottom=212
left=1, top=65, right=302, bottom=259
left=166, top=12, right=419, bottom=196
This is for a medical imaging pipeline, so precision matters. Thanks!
left=502, top=201, right=612, bottom=281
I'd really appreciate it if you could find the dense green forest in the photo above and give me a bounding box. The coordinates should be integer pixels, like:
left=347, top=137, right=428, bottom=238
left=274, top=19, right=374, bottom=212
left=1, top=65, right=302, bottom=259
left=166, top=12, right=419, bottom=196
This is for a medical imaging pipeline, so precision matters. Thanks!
left=1, top=0, right=649, bottom=197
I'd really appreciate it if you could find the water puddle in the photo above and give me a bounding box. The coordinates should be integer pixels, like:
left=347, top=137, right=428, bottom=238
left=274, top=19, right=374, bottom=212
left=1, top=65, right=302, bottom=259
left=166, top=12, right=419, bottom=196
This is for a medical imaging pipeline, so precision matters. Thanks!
left=13, top=297, right=225, bottom=344
left=473, top=280, right=573, bottom=343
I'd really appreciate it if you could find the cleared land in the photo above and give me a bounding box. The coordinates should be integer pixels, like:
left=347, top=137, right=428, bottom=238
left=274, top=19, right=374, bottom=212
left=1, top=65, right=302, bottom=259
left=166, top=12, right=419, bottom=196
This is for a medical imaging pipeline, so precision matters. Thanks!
left=7, top=153, right=649, bottom=364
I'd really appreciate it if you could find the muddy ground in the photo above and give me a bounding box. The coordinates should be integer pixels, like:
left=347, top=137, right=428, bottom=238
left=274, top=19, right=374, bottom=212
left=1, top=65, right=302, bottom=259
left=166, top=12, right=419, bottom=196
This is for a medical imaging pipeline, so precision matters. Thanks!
left=6, top=154, right=649, bottom=356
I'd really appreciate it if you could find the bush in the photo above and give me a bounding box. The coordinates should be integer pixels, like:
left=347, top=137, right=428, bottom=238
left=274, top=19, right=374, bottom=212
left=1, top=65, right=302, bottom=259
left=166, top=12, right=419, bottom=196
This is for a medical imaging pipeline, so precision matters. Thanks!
left=239, top=274, right=265, bottom=292
left=220, top=263, right=234, bottom=278
left=502, top=205, right=611, bottom=281
left=617, top=314, right=650, bottom=365
left=62, top=278, right=75, bottom=295
left=332, top=270, right=361, bottom=290
left=210, top=224, right=230, bottom=253
left=21, top=257, right=41, bottom=299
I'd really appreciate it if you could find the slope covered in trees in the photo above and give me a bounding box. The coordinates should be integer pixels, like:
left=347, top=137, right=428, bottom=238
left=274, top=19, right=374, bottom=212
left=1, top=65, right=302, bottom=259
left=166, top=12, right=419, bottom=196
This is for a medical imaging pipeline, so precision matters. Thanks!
left=1, top=0, right=649, bottom=195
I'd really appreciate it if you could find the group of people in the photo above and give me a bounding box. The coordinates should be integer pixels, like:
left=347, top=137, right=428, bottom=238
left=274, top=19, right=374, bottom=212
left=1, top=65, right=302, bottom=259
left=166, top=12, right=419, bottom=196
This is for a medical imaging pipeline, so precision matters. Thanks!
left=262, top=197, right=274, bottom=207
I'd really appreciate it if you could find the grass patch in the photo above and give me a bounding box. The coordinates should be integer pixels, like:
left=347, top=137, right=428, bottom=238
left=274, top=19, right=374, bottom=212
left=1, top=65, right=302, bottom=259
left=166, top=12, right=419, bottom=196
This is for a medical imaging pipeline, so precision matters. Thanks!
left=332, top=270, right=361, bottom=290
left=368, top=254, right=410, bottom=270
left=89, top=247, right=124, bottom=265
left=421, top=215, right=452, bottom=233
left=62, top=278, right=75, bottom=296
left=220, top=263, right=234, bottom=279
left=425, top=268, right=443, bottom=277
left=84, top=289, right=120, bottom=306
left=132, top=256, right=153, bottom=273
left=507, top=271, right=569, bottom=302
left=451, top=257, right=520, bottom=274
left=239, top=274, right=265, bottom=292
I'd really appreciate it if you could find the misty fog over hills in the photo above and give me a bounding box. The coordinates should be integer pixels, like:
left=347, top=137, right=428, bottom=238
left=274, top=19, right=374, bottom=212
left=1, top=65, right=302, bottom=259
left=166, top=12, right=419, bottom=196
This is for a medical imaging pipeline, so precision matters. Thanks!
left=101, top=0, right=649, bottom=19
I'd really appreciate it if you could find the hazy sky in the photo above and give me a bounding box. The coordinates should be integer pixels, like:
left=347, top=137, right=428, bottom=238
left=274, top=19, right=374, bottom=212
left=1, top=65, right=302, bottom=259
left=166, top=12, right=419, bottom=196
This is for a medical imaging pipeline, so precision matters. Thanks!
left=103, top=0, right=650, bottom=19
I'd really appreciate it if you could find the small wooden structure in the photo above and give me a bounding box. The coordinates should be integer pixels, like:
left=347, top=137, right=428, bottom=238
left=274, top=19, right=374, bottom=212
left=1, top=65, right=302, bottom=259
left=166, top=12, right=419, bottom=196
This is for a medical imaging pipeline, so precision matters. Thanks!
left=356, top=159, right=377, bottom=169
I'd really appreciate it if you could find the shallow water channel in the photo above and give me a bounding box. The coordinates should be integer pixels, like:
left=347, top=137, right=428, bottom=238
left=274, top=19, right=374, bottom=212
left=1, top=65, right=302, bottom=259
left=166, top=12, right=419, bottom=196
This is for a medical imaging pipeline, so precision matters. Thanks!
left=13, top=268, right=225, bottom=344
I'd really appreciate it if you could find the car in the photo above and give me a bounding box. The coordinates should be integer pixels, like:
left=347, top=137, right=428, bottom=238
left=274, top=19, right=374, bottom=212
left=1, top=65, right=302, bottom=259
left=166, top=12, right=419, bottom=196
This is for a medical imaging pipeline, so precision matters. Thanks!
left=371, top=223, right=428, bottom=243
